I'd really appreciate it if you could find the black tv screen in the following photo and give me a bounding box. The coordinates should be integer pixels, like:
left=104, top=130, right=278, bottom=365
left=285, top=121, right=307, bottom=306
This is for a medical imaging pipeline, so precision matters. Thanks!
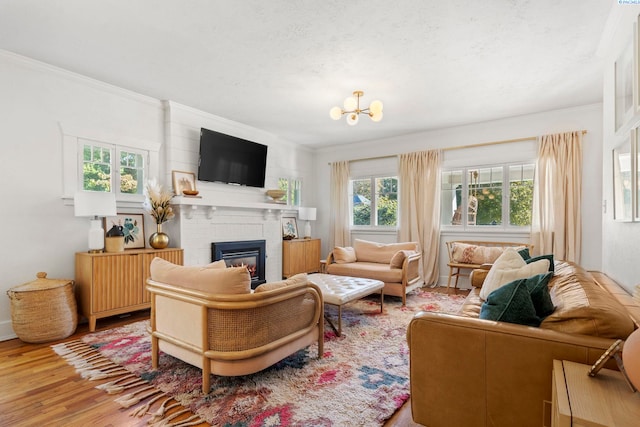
left=198, top=128, right=268, bottom=188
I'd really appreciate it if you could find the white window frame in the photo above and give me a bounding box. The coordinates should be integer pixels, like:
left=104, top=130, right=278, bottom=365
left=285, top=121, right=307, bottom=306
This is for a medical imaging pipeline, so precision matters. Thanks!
left=441, top=162, right=534, bottom=232
left=278, top=177, right=302, bottom=207
left=350, top=175, right=399, bottom=230
left=78, top=138, right=150, bottom=200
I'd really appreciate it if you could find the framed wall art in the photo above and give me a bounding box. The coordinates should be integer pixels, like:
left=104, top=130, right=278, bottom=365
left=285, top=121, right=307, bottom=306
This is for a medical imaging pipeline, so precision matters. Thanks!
left=104, top=213, right=145, bottom=249
left=172, top=170, right=197, bottom=195
left=281, top=216, right=298, bottom=240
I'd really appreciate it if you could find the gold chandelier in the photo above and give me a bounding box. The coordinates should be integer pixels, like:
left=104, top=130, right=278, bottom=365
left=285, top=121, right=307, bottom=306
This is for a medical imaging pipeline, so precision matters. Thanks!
left=329, top=90, right=383, bottom=125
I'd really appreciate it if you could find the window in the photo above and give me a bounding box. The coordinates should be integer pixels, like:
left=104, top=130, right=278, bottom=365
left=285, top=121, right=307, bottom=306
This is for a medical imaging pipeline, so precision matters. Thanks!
left=278, top=177, right=301, bottom=206
left=351, top=176, right=398, bottom=227
left=441, top=163, right=534, bottom=228
left=80, top=139, right=147, bottom=195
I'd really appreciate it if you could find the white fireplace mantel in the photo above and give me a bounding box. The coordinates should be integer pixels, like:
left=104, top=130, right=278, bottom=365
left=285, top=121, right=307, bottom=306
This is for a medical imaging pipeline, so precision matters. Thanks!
left=173, top=196, right=296, bottom=220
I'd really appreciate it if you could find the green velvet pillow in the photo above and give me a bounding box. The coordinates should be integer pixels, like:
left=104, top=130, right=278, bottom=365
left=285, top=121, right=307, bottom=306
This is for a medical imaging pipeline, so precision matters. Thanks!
left=526, top=254, right=554, bottom=273
left=524, top=272, right=555, bottom=318
left=479, top=279, right=541, bottom=327
left=518, top=248, right=531, bottom=260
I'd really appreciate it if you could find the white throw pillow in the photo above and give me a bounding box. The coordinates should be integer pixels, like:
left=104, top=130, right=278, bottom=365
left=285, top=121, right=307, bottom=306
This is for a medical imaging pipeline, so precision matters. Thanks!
left=479, top=248, right=550, bottom=300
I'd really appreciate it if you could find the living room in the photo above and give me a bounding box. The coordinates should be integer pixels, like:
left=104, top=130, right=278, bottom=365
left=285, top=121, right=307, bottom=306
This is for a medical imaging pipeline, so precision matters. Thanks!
left=1, top=2, right=640, bottom=426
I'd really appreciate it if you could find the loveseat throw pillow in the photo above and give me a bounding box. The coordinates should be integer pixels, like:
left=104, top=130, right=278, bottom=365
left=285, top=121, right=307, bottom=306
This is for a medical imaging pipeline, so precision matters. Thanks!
left=390, top=250, right=416, bottom=269
left=479, top=248, right=550, bottom=300
left=333, top=246, right=357, bottom=263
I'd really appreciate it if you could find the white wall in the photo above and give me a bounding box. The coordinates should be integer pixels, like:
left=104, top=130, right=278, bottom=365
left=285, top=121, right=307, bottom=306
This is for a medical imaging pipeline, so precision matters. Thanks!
left=0, top=51, right=313, bottom=340
left=601, top=6, right=640, bottom=294
left=314, top=103, right=604, bottom=287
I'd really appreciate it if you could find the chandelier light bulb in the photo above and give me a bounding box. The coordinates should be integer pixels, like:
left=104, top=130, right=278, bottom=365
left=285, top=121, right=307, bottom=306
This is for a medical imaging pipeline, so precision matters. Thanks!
left=369, top=100, right=383, bottom=115
left=344, top=96, right=357, bottom=111
left=329, top=106, right=343, bottom=120
left=370, top=111, right=383, bottom=122
left=346, top=113, right=359, bottom=126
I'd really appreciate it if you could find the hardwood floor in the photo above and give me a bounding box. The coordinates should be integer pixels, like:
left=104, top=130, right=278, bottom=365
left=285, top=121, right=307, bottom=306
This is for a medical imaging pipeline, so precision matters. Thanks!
left=0, top=286, right=467, bottom=426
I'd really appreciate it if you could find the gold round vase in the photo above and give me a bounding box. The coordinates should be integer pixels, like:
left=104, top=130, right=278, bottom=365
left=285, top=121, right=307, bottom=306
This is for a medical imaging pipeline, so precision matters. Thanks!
left=149, top=223, right=169, bottom=249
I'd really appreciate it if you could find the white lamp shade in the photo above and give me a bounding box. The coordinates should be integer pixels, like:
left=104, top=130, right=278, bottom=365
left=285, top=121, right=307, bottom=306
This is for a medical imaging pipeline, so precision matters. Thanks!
left=74, top=191, right=117, bottom=217
left=298, top=207, right=317, bottom=221
left=329, top=106, right=342, bottom=120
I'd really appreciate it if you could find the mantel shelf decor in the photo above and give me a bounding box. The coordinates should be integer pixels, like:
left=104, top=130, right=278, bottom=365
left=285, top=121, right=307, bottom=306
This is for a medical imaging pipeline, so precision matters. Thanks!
left=143, top=178, right=175, bottom=249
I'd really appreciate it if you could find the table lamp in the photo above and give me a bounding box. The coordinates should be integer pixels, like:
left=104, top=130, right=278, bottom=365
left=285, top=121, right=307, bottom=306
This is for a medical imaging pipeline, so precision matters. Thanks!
left=298, top=207, right=317, bottom=239
left=74, top=191, right=117, bottom=253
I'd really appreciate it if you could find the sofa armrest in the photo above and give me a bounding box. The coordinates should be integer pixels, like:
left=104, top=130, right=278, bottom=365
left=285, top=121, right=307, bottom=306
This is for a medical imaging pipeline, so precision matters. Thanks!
left=407, top=311, right=616, bottom=427
left=325, top=251, right=335, bottom=265
left=402, top=252, right=422, bottom=285
left=469, top=268, right=490, bottom=288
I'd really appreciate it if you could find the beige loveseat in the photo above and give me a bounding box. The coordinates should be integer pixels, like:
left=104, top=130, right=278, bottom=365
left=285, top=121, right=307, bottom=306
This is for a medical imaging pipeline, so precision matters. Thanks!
left=325, top=239, right=423, bottom=305
left=407, top=259, right=640, bottom=427
left=146, top=258, right=324, bottom=393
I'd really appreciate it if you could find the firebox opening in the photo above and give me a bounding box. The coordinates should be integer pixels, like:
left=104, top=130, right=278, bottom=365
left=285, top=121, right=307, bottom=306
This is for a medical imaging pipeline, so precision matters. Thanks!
left=211, top=240, right=266, bottom=289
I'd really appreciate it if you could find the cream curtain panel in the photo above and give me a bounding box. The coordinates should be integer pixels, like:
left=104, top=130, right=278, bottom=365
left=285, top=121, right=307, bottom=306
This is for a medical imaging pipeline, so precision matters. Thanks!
left=531, top=131, right=583, bottom=263
left=399, top=150, right=441, bottom=285
left=329, top=161, right=351, bottom=249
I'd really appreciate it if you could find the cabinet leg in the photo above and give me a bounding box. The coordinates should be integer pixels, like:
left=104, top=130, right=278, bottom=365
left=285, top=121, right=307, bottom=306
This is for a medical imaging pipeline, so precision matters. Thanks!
left=89, top=316, right=97, bottom=332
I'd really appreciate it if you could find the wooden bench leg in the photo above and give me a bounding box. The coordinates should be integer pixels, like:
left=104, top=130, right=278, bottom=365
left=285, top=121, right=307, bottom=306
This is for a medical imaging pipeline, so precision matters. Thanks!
left=447, top=266, right=456, bottom=288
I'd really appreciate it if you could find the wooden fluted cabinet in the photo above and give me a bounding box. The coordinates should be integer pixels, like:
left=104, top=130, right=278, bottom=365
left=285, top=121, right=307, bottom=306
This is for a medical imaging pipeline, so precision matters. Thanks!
left=75, top=248, right=183, bottom=331
left=282, top=238, right=321, bottom=278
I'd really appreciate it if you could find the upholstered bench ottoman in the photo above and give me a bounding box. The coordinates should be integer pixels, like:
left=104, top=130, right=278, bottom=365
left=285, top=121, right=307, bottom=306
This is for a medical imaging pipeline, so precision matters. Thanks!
left=307, top=273, right=384, bottom=336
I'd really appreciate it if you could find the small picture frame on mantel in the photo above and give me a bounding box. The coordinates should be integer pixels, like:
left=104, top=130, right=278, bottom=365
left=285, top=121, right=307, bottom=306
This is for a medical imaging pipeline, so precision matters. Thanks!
left=282, top=216, right=298, bottom=240
left=172, top=170, right=198, bottom=196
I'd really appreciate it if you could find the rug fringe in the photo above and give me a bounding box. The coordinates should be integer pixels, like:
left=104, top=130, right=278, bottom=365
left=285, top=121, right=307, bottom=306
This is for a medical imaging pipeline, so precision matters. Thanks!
left=52, top=340, right=205, bottom=427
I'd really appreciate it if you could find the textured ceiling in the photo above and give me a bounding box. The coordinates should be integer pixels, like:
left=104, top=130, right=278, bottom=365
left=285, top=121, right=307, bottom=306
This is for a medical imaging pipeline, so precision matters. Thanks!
left=0, top=0, right=614, bottom=147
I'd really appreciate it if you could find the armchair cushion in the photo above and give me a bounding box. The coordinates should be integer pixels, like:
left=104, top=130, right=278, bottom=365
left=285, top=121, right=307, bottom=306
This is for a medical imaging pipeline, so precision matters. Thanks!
left=150, top=257, right=251, bottom=294
left=254, top=273, right=307, bottom=293
left=333, top=246, right=357, bottom=264
left=479, top=248, right=550, bottom=300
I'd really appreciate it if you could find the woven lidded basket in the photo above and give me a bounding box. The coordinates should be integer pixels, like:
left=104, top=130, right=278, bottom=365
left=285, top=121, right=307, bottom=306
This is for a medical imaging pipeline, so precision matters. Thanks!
left=7, top=272, right=78, bottom=343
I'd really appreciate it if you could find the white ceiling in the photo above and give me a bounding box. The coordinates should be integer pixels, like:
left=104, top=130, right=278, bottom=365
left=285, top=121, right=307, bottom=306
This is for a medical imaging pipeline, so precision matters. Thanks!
left=0, top=0, right=615, bottom=147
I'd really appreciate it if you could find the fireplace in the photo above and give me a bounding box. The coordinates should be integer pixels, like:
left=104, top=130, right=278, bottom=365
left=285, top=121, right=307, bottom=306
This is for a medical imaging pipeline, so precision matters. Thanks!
left=211, top=240, right=266, bottom=289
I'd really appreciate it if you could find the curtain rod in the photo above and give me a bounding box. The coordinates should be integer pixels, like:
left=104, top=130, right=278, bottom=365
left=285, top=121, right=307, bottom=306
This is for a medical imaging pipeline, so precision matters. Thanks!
left=327, top=130, right=587, bottom=164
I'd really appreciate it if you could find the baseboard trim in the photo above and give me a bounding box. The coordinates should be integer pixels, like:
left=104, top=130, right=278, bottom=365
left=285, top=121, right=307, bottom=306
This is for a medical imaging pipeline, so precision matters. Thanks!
left=0, top=320, right=17, bottom=342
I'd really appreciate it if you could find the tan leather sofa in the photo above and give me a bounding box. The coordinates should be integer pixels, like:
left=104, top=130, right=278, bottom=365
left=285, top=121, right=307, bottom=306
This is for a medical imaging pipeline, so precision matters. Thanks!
left=407, top=260, right=640, bottom=427
left=325, top=239, right=423, bottom=305
left=146, top=258, right=324, bottom=393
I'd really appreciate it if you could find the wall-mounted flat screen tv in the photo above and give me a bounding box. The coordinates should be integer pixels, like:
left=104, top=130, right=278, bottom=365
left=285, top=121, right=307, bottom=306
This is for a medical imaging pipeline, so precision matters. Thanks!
left=198, top=127, right=268, bottom=188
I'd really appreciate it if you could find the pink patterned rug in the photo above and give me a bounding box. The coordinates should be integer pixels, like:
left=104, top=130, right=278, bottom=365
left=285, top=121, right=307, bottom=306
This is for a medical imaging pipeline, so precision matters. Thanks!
left=54, top=289, right=466, bottom=426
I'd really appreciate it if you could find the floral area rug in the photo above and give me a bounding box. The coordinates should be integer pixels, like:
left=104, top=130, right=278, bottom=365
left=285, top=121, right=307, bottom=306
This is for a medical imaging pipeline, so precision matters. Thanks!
left=53, top=289, right=466, bottom=427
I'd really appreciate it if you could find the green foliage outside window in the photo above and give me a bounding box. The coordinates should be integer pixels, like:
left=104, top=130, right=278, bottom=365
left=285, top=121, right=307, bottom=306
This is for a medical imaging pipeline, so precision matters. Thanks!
left=352, top=177, right=397, bottom=226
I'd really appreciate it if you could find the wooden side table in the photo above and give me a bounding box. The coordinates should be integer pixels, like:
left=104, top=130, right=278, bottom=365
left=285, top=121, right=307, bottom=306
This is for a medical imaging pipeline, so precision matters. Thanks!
left=552, top=359, right=640, bottom=427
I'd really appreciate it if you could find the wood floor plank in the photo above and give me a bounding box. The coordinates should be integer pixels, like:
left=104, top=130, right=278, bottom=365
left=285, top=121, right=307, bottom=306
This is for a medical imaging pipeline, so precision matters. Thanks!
left=0, top=287, right=471, bottom=426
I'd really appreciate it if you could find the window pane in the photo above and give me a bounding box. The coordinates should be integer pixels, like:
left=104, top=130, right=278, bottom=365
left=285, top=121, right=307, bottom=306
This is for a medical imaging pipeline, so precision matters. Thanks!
left=82, top=143, right=111, bottom=192
left=120, top=150, right=144, bottom=194
left=278, top=178, right=289, bottom=203
left=352, top=179, right=371, bottom=225
left=442, top=170, right=463, bottom=225
left=376, top=177, right=397, bottom=226
left=509, top=164, right=534, bottom=226
left=471, top=167, right=502, bottom=225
